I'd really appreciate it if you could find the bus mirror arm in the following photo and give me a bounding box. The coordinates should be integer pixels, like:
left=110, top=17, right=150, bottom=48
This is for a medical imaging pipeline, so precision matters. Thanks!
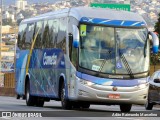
left=72, top=25, right=80, bottom=48
left=149, top=31, right=159, bottom=54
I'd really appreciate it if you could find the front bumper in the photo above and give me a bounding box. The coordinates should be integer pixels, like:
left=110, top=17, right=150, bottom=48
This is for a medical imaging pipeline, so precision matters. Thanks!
left=73, top=79, right=148, bottom=105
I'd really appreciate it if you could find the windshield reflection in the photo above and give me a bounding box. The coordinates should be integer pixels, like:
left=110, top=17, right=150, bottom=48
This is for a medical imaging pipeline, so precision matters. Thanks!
left=116, top=28, right=149, bottom=74
left=79, top=24, right=149, bottom=75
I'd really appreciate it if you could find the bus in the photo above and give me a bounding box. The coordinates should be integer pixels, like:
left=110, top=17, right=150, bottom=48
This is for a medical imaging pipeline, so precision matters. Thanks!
left=15, top=7, right=159, bottom=112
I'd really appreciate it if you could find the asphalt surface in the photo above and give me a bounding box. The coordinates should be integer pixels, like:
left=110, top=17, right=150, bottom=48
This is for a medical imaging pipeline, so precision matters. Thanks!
left=0, top=96, right=159, bottom=120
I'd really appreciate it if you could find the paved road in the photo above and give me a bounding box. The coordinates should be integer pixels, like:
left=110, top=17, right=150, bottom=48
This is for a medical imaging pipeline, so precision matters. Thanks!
left=0, top=96, right=159, bottom=120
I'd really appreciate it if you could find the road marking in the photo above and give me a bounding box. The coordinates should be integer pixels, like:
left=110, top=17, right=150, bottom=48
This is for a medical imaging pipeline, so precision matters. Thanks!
left=115, top=117, right=143, bottom=120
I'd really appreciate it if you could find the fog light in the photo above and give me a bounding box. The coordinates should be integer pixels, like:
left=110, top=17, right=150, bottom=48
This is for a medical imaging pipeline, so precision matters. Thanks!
left=138, top=83, right=148, bottom=89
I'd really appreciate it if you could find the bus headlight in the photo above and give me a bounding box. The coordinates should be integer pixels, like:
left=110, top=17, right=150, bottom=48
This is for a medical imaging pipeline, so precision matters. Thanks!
left=79, top=80, right=94, bottom=86
left=138, top=83, right=148, bottom=89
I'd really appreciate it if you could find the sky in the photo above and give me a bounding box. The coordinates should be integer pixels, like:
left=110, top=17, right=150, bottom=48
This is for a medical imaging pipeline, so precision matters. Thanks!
left=3, top=0, right=59, bottom=6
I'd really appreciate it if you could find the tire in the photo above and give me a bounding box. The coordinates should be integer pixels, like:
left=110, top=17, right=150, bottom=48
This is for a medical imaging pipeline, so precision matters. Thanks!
left=35, top=97, right=44, bottom=107
left=16, top=94, right=20, bottom=99
left=81, top=103, right=90, bottom=109
left=120, top=104, right=132, bottom=112
left=60, top=82, right=72, bottom=110
left=25, top=81, right=36, bottom=106
left=72, top=104, right=81, bottom=109
left=145, top=100, right=153, bottom=110
left=22, top=95, right=26, bottom=100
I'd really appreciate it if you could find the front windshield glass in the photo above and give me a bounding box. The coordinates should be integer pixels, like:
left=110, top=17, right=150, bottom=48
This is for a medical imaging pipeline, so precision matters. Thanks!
left=79, top=24, right=115, bottom=74
left=115, top=28, right=149, bottom=74
left=79, top=24, right=149, bottom=74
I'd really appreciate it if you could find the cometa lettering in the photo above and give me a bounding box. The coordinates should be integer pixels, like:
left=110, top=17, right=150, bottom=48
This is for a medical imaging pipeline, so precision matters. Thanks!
left=43, top=52, right=57, bottom=66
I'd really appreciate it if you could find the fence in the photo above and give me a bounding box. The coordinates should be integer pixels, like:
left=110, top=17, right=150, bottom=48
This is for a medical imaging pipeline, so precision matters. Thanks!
left=0, top=72, right=15, bottom=96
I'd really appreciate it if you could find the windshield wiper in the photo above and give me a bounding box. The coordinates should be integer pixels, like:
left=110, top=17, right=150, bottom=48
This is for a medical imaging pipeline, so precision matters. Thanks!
left=99, top=50, right=112, bottom=72
left=120, top=52, right=134, bottom=79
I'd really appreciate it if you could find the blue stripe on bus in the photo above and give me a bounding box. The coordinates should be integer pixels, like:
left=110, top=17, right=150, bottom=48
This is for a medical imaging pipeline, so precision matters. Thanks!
left=80, top=17, right=146, bottom=27
left=76, top=71, right=147, bottom=87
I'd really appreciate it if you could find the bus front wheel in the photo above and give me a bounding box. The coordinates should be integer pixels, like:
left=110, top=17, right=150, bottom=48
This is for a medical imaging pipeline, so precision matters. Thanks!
left=35, top=97, right=44, bottom=107
left=120, top=104, right=132, bottom=112
left=25, top=81, right=36, bottom=106
left=145, top=100, right=153, bottom=110
left=60, top=82, right=72, bottom=110
left=81, top=103, right=90, bottom=109
left=16, top=94, right=20, bottom=99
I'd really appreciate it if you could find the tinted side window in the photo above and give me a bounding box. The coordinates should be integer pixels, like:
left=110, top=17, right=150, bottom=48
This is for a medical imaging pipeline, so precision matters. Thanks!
left=48, top=19, right=58, bottom=48
left=42, top=20, right=49, bottom=48
left=18, top=24, right=27, bottom=49
left=57, top=18, right=66, bottom=52
left=52, top=19, right=59, bottom=48
left=25, top=23, right=35, bottom=49
left=34, top=21, right=43, bottom=49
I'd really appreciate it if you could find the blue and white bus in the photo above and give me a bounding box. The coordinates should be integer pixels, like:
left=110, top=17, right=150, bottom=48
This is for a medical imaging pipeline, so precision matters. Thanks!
left=15, top=7, right=159, bottom=112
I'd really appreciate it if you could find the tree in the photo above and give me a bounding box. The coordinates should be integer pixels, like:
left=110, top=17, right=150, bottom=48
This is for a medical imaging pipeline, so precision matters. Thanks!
left=19, top=10, right=33, bottom=19
left=2, top=19, right=14, bottom=26
left=154, top=13, right=160, bottom=65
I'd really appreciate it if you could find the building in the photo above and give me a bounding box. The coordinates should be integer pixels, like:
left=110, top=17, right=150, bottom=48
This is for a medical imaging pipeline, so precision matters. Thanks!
left=16, top=0, right=27, bottom=10
left=1, top=25, right=18, bottom=34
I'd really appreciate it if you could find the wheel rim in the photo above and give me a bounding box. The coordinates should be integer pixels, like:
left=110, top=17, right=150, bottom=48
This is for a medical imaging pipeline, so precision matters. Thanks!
left=61, top=86, right=65, bottom=106
left=26, top=85, right=29, bottom=102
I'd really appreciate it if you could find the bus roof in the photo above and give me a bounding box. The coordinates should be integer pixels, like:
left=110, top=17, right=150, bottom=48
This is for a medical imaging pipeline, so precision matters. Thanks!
left=21, top=6, right=146, bottom=25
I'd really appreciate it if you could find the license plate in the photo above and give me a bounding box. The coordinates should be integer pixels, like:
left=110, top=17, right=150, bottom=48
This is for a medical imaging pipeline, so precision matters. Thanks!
left=108, top=94, right=120, bottom=99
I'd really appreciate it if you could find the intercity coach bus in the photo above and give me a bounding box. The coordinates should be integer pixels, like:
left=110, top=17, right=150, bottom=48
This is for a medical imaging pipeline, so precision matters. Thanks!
left=15, top=7, right=159, bottom=112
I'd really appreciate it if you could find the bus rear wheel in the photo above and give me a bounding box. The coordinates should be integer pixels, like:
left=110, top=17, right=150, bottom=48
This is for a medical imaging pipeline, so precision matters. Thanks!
left=60, top=82, right=72, bottom=110
left=35, top=97, right=44, bottom=107
left=25, top=81, right=36, bottom=106
left=81, top=103, right=90, bottom=109
left=120, top=104, right=132, bottom=112
left=16, top=94, right=20, bottom=99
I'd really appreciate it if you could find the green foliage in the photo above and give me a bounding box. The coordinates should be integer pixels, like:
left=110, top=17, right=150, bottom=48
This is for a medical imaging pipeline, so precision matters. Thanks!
left=2, top=19, right=14, bottom=26
left=153, top=13, right=160, bottom=65
left=19, top=10, right=33, bottom=19
left=150, top=52, right=160, bottom=65
left=154, top=13, right=160, bottom=39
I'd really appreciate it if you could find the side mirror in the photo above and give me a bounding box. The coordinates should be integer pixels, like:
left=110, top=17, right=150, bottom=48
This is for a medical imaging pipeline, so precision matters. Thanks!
left=153, top=78, right=160, bottom=83
left=149, top=31, right=159, bottom=54
left=72, top=25, right=79, bottom=48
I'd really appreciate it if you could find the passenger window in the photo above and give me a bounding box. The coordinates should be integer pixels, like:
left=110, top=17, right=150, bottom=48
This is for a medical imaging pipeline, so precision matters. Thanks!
left=18, top=24, right=27, bottom=49
left=57, top=18, right=66, bottom=52
left=34, top=21, right=43, bottom=49
left=42, top=20, right=49, bottom=48
left=48, top=19, right=59, bottom=48
left=25, top=23, right=35, bottom=49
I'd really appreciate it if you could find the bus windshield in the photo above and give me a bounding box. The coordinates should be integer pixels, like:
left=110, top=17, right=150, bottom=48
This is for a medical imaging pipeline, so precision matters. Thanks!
left=79, top=24, right=149, bottom=75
